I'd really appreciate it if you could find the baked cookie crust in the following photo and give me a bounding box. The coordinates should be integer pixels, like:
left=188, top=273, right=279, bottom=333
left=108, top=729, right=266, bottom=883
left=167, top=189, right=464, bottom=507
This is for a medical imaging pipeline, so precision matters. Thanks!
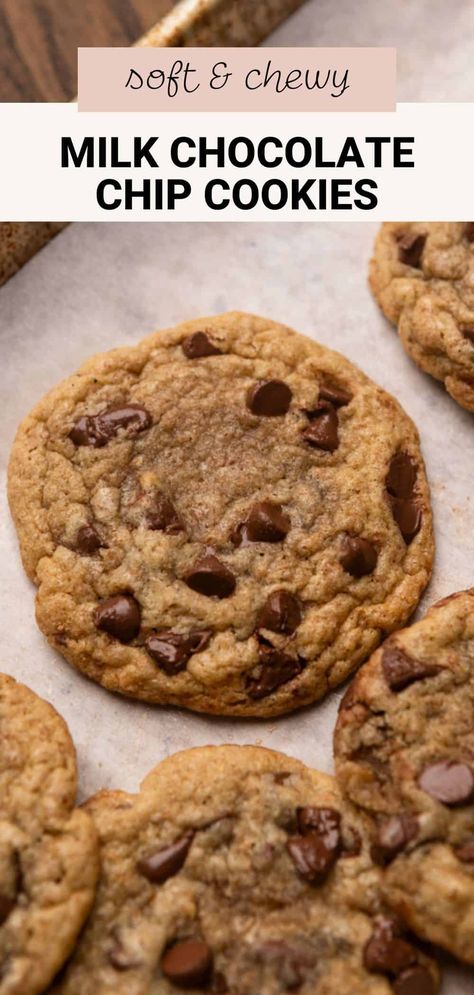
left=8, top=312, right=434, bottom=716
left=335, top=590, right=474, bottom=964
left=51, top=745, right=440, bottom=995
left=369, top=222, right=474, bottom=412
left=0, top=674, right=99, bottom=995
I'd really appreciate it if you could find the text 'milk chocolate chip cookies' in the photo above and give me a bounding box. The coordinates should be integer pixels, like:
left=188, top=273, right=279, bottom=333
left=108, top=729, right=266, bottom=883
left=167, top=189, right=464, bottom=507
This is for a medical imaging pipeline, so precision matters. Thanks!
left=335, top=590, right=474, bottom=965
left=50, top=745, right=440, bottom=995
left=370, top=222, right=474, bottom=412
left=8, top=312, right=433, bottom=716
left=0, top=674, right=99, bottom=995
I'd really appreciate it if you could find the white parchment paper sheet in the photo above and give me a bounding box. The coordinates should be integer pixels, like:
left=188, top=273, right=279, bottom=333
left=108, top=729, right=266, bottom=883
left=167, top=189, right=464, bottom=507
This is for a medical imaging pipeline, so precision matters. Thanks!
left=0, top=221, right=472, bottom=992
left=268, top=0, right=474, bottom=101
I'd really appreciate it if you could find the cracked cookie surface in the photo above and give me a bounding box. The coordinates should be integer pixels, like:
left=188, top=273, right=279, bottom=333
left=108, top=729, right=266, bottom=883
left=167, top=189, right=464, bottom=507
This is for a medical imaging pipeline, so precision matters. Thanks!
left=0, top=674, right=99, bottom=995
left=369, top=222, right=474, bottom=412
left=335, top=590, right=474, bottom=964
left=8, top=312, right=433, bottom=716
left=50, top=745, right=440, bottom=995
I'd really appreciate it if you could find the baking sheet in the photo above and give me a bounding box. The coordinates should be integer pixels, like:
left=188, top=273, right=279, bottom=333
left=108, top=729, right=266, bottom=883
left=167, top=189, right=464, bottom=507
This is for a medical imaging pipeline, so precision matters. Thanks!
left=0, top=220, right=472, bottom=993
left=138, top=0, right=307, bottom=48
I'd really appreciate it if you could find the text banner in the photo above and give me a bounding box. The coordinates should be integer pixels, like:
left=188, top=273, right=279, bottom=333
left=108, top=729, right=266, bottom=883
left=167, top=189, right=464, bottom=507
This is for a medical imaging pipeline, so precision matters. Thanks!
left=0, top=103, right=472, bottom=220
left=78, top=48, right=396, bottom=112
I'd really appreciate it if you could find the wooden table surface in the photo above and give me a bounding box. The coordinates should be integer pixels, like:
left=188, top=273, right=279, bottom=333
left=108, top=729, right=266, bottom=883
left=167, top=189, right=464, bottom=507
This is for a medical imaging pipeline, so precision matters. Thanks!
left=0, top=0, right=177, bottom=101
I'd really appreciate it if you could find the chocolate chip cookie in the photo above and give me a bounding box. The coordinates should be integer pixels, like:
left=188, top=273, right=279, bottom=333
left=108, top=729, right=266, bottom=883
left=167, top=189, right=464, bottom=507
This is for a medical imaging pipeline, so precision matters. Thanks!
left=370, top=222, right=474, bottom=412
left=8, top=312, right=433, bottom=716
left=0, top=673, right=99, bottom=994
left=335, top=590, right=474, bottom=964
left=51, top=745, right=440, bottom=995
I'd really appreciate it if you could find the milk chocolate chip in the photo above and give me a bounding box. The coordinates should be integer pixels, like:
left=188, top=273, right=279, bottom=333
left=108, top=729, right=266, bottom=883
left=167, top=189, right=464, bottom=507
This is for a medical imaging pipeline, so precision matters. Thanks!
left=182, top=332, right=222, bottom=358
left=161, top=939, right=213, bottom=989
left=319, top=383, right=352, bottom=407
left=137, top=833, right=193, bottom=883
left=464, top=223, right=474, bottom=242
left=393, top=966, right=437, bottom=995
left=386, top=452, right=421, bottom=544
left=302, top=406, right=339, bottom=452
left=247, top=646, right=304, bottom=700
left=386, top=453, right=417, bottom=500
left=145, top=630, right=211, bottom=675
left=286, top=834, right=337, bottom=885
left=234, top=502, right=290, bottom=545
left=257, top=590, right=301, bottom=635
left=95, top=594, right=141, bottom=643
left=297, top=807, right=341, bottom=849
left=382, top=645, right=439, bottom=692
left=455, top=842, right=474, bottom=862
left=388, top=496, right=421, bottom=544
left=397, top=232, right=426, bottom=268
left=146, top=495, right=183, bottom=534
left=372, top=814, right=418, bottom=865
left=184, top=555, right=236, bottom=599
left=246, top=379, right=292, bottom=416
left=75, top=523, right=102, bottom=555
left=70, top=404, right=151, bottom=447
left=460, top=324, right=474, bottom=343
left=287, top=808, right=341, bottom=885
left=418, top=761, right=474, bottom=806
left=364, top=918, right=417, bottom=977
left=0, top=893, right=15, bottom=925
left=340, top=537, right=377, bottom=577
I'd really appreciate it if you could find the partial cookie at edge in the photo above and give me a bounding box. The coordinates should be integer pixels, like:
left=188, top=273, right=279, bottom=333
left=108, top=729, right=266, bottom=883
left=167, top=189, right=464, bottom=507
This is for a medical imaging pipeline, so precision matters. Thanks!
left=369, top=222, right=474, bottom=412
left=335, top=589, right=474, bottom=964
left=0, top=673, right=99, bottom=995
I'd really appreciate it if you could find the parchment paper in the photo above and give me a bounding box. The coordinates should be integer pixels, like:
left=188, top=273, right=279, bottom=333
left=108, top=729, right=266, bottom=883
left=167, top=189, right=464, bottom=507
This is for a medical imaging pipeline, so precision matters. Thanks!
left=267, top=0, right=474, bottom=101
left=0, top=221, right=472, bottom=992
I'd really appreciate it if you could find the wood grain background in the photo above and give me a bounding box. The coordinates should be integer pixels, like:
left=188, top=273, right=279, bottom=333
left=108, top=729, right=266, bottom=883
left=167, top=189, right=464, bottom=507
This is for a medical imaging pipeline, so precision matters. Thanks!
left=0, top=0, right=177, bottom=101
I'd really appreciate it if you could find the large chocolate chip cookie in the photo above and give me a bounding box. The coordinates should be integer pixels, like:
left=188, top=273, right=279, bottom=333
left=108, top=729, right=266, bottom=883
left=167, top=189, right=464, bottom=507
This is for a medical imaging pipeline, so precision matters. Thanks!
left=51, top=745, right=440, bottom=995
left=8, top=312, right=433, bottom=715
left=335, top=590, right=474, bottom=964
left=370, top=222, right=474, bottom=412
